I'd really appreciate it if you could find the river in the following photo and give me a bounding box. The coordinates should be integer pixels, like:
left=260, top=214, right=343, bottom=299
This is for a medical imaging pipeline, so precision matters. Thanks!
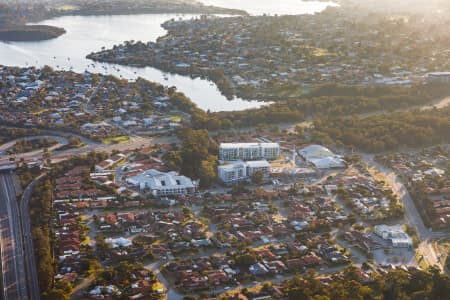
left=201, top=0, right=336, bottom=16
left=0, top=1, right=335, bottom=112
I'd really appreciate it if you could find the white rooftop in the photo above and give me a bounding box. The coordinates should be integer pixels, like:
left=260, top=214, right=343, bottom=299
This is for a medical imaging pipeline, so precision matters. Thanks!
left=427, top=72, right=450, bottom=76
left=105, top=237, right=132, bottom=248
left=299, top=144, right=335, bottom=159
left=127, top=169, right=195, bottom=190
left=220, top=142, right=279, bottom=149
left=245, top=160, right=271, bottom=168
left=218, top=161, right=246, bottom=171
left=299, top=145, right=346, bottom=169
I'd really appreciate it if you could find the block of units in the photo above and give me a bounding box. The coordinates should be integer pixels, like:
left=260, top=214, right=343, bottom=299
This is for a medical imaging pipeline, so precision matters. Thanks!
left=218, top=160, right=270, bottom=186
left=219, top=143, right=280, bottom=161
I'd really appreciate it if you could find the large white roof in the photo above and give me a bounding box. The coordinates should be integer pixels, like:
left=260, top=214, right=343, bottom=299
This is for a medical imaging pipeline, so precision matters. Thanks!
left=309, top=157, right=346, bottom=169
left=127, top=169, right=195, bottom=190
left=299, top=145, right=345, bottom=169
left=299, top=144, right=334, bottom=159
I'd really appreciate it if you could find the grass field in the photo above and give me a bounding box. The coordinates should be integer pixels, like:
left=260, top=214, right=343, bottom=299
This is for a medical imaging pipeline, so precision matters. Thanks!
left=437, top=238, right=450, bottom=270
left=152, top=282, right=165, bottom=292
left=81, top=235, right=91, bottom=246
left=313, top=47, right=335, bottom=57
left=415, top=251, right=431, bottom=270
left=102, top=136, right=130, bottom=144
left=57, top=5, right=79, bottom=11
left=168, top=111, right=188, bottom=123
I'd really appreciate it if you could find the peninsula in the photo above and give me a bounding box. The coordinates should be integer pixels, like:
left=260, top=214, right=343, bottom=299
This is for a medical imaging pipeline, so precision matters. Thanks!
left=87, top=3, right=450, bottom=101
left=0, top=0, right=246, bottom=42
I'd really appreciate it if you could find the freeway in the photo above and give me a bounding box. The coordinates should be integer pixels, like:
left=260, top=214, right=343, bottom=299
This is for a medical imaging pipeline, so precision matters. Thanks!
left=20, top=174, right=46, bottom=300
left=0, top=172, right=29, bottom=300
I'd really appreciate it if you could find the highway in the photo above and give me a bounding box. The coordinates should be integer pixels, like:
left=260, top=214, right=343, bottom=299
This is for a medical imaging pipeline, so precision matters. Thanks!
left=20, top=174, right=45, bottom=300
left=0, top=172, right=29, bottom=300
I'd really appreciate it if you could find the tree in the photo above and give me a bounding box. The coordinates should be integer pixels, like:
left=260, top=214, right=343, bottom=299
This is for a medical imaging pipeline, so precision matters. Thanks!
left=234, top=253, right=257, bottom=268
left=54, top=280, right=72, bottom=294
left=88, top=259, right=101, bottom=276
left=175, top=127, right=218, bottom=186
left=251, top=170, right=265, bottom=185
left=44, top=289, right=69, bottom=300
left=163, top=151, right=182, bottom=171
left=199, top=157, right=217, bottom=187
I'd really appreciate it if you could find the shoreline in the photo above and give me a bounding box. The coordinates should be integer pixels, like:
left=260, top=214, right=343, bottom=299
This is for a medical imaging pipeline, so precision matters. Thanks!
left=0, top=25, right=66, bottom=42
left=42, top=6, right=247, bottom=20
left=0, top=2, right=247, bottom=42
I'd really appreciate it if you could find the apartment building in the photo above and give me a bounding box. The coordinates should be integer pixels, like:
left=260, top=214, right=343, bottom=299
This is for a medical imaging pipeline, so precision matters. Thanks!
left=219, top=143, right=280, bottom=161
left=218, top=160, right=270, bottom=186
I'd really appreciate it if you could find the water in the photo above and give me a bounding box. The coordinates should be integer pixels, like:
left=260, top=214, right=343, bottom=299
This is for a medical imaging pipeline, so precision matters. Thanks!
left=0, top=1, right=334, bottom=112
left=200, top=0, right=337, bottom=16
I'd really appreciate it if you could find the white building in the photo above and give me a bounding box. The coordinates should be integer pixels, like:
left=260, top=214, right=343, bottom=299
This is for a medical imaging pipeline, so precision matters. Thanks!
left=219, top=143, right=280, bottom=161
left=298, top=145, right=346, bottom=169
left=218, top=161, right=247, bottom=185
left=126, top=169, right=196, bottom=196
left=245, top=160, right=271, bottom=177
left=374, top=225, right=412, bottom=248
left=425, top=72, right=450, bottom=84
left=218, top=160, right=270, bottom=186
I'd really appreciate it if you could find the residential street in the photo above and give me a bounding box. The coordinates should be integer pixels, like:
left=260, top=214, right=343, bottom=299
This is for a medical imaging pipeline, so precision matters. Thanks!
left=361, top=154, right=448, bottom=272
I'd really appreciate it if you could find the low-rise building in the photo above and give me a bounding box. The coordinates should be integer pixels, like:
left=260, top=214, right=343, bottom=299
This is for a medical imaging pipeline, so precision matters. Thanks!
left=298, top=145, right=346, bottom=169
left=126, top=169, right=196, bottom=196
left=374, top=224, right=412, bottom=248
left=425, top=72, right=450, bottom=83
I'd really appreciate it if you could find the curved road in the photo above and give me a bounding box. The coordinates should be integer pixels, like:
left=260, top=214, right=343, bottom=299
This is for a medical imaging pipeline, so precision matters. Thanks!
left=0, top=135, right=69, bottom=157
left=0, top=132, right=152, bottom=169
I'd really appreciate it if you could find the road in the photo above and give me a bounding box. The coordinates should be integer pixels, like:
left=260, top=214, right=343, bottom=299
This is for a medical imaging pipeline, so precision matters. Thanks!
left=146, top=261, right=181, bottom=300
left=20, top=174, right=46, bottom=300
left=361, top=154, right=448, bottom=271
left=0, top=135, right=69, bottom=157
left=84, top=76, right=105, bottom=117
left=0, top=172, right=29, bottom=300
left=0, top=134, right=153, bottom=169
